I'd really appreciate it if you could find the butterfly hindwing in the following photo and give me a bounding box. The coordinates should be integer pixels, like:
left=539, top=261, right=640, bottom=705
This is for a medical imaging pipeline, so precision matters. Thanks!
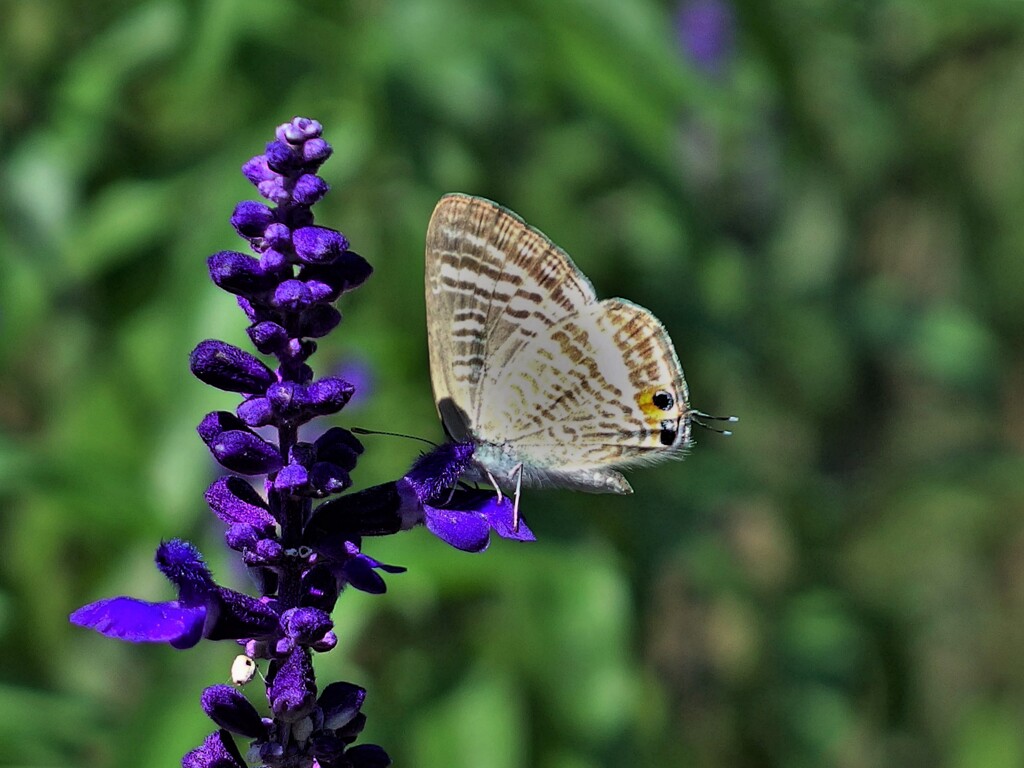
left=477, top=298, right=690, bottom=470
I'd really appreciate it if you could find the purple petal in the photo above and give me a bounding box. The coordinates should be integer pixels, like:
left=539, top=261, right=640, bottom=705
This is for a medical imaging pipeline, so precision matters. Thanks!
left=70, top=597, right=207, bottom=648
left=198, top=415, right=283, bottom=475
left=207, top=251, right=278, bottom=296
left=275, top=462, right=310, bottom=492
left=242, top=155, right=275, bottom=186
left=225, top=523, right=260, bottom=551
left=263, top=224, right=291, bottom=251
left=302, top=137, right=332, bottom=164
left=272, top=279, right=314, bottom=311
left=340, top=556, right=388, bottom=594
left=423, top=505, right=491, bottom=552
left=308, top=462, right=351, bottom=496
left=197, top=411, right=247, bottom=443
left=478, top=496, right=536, bottom=541
left=264, top=140, right=302, bottom=174
left=315, top=427, right=362, bottom=467
left=306, top=378, right=354, bottom=416
left=299, top=304, right=342, bottom=338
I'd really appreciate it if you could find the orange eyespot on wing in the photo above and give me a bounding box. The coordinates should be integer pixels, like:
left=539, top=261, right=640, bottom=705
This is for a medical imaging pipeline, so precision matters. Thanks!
left=637, top=386, right=680, bottom=426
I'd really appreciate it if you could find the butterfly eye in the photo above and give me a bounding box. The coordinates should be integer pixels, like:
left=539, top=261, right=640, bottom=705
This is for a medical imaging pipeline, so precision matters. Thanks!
left=652, top=390, right=675, bottom=411
left=659, top=419, right=678, bottom=446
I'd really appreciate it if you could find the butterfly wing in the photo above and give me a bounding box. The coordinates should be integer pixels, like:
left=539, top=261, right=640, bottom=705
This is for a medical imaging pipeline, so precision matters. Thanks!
left=425, top=194, right=597, bottom=441
left=425, top=193, right=691, bottom=495
left=476, top=298, right=691, bottom=492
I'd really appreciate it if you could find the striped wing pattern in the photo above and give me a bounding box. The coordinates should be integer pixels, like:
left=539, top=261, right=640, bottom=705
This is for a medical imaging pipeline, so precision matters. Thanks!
left=425, top=194, right=690, bottom=494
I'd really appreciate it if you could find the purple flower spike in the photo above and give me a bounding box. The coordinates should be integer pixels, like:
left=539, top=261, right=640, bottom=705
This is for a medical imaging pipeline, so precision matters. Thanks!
left=74, top=118, right=437, bottom=767
left=190, top=340, right=277, bottom=394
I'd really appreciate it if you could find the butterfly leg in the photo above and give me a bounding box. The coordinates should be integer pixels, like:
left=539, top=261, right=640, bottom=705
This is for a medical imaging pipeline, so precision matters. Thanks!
left=485, top=469, right=504, bottom=504
left=511, top=463, right=523, bottom=532
left=442, top=483, right=458, bottom=506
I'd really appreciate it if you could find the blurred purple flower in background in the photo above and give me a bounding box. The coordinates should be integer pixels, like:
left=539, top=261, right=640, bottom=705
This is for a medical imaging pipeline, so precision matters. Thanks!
left=676, top=0, right=735, bottom=75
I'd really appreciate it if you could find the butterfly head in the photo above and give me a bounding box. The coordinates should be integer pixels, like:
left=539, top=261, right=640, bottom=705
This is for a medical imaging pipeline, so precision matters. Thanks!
left=637, top=386, right=692, bottom=453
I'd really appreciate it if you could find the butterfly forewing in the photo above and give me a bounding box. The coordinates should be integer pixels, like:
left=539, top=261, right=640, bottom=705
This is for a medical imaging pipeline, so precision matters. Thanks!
left=426, top=194, right=597, bottom=437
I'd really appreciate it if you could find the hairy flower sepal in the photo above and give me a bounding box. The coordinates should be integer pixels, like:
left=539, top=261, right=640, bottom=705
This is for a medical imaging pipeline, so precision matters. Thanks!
left=183, top=730, right=248, bottom=768
left=201, top=685, right=268, bottom=739
left=198, top=411, right=283, bottom=475
left=69, top=540, right=279, bottom=648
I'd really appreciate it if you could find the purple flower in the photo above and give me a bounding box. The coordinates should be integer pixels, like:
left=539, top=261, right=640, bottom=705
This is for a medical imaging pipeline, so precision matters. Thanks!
left=69, top=540, right=279, bottom=649
left=74, top=117, right=548, bottom=767
left=676, top=0, right=735, bottom=75
left=71, top=118, right=391, bottom=766
left=399, top=443, right=536, bottom=551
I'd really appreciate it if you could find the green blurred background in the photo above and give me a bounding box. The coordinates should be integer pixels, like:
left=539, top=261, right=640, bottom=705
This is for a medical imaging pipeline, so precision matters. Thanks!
left=3, top=0, right=1023, bottom=766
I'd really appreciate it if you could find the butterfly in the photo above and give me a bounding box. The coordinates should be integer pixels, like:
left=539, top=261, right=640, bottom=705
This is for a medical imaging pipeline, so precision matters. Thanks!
left=425, top=194, right=732, bottom=524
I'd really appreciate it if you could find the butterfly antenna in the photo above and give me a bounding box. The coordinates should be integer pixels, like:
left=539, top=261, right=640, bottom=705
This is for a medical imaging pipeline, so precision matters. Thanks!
left=350, top=427, right=438, bottom=448
left=691, top=410, right=738, bottom=437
